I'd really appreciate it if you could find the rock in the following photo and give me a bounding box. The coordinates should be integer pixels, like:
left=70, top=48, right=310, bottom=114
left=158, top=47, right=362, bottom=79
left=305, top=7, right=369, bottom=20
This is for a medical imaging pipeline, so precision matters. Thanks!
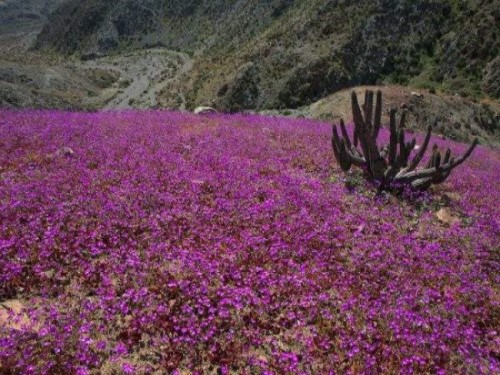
left=55, top=147, right=75, bottom=157
left=194, top=106, right=217, bottom=115
left=442, top=192, right=461, bottom=203
left=0, top=300, right=30, bottom=331
left=436, top=208, right=460, bottom=226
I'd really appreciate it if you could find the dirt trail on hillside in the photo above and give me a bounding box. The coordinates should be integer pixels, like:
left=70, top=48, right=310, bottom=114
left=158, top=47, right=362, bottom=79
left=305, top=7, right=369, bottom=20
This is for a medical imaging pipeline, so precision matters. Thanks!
left=77, top=48, right=193, bottom=110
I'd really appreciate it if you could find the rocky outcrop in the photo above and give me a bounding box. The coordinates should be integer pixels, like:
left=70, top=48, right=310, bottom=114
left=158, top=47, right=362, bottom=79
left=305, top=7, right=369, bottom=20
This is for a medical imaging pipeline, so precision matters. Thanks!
left=435, top=0, right=499, bottom=98
left=277, top=57, right=352, bottom=109
left=215, top=62, right=261, bottom=113
left=341, top=1, right=451, bottom=84
left=0, top=0, right=65, bottom=35
left=34, top=0, right=165, bottom=57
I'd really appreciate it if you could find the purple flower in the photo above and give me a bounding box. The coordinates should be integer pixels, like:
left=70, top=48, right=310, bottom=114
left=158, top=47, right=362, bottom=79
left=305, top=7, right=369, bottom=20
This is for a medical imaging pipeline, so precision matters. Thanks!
left=122, top=362, right=135, bottom=374
left=0, top=110, right=497, bottom=374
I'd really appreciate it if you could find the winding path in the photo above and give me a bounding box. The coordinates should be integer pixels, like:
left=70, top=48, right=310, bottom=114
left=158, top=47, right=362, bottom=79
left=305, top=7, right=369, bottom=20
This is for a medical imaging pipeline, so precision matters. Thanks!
left=77, top=48, right=192, bottom=110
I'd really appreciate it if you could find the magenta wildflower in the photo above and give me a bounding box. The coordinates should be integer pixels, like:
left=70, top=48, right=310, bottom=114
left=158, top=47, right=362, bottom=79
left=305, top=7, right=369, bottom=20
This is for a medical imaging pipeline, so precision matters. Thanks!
left=0, top=110, right=498, bottom=373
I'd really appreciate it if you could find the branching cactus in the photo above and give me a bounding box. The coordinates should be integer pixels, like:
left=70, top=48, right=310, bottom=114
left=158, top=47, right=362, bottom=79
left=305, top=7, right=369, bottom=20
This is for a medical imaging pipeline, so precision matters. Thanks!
left=331, top=90, right=478, bottom=191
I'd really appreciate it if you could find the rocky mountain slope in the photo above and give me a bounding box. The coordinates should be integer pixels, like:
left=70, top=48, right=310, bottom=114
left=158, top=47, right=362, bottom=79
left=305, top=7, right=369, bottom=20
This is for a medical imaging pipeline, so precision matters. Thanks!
left=0, top=0, right=65, bottom=46
left=0, top=0, right=101, bottom=109
left=34, top=0, right=500, bottom=112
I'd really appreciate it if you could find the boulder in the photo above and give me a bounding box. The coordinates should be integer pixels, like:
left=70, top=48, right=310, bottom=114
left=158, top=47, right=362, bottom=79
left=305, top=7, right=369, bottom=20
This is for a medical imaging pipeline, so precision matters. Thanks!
left=194, top=106, right=218, bottom=115
left=436, top=208, right=460, bottom=226
left=0, top=300, right=30, bottom=332
left=55, top=147, right=75, bottom=157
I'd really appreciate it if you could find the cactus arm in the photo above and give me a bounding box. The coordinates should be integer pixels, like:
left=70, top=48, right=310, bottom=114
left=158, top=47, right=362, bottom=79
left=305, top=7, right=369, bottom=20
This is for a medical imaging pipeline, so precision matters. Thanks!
left=373, top=90, right=383, bottom=139
left=395, top=129, right=409, bottom=168
left=443, top=148, right=451, bottom=164
left=426, top=145, right=438, bottom=169
left=399, top=110, right=407, bottom=129
left=432, top=168, right=453, bottom=184
left=353, top=129, right=359, bottom=147
left=364, top=90, right=374, bottom=133
left=351, top=92, right=372, bottom=163
left=347, top=150, right=365, bottom=166
left=411, top=177, right=433, bottom=190
left=394, top=167, right=438, bottom=184
left=331, top=127, right=342, bottom=161
left=333, top=124, right=365, bottom=170
left=351, top=92, right=387, bottom=178
left=339, top=119, right=352, bottom=149
left=406, top=125, right=432, bottom=172
left=428, top=138, right=478, bottom=183
left=448, top=138, right=478, bottom=169
left=388, top=109, right=398, bottom=166
left=332, top=126, right=351, bottom=171
left=434, top=152, right=441, bottom=169
left=350, top=145, right=363, bottom=159
left=397, top=138, right=475, bottom=185
left=338, top=141, right=352, bottom=171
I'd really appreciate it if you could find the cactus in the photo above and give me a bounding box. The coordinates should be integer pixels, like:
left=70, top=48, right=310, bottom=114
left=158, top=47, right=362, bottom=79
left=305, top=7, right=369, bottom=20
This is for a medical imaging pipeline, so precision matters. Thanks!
left=331, top=90, right=478, bottom=191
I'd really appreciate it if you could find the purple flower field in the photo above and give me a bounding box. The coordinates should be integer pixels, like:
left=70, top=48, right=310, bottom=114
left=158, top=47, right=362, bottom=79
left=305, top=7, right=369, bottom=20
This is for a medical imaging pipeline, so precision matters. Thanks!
left=0, top=110, right=498, bottom=374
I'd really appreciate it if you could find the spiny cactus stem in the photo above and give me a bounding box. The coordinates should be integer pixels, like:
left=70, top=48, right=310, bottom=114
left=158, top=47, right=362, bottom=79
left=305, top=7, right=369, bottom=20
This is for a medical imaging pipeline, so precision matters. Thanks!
left=339, top=119, right=351, bottom=149
left=351, top=92, right=371, bottom=162
left=399, top=110, right=407, bottom=129
left=364, top=90, right=374, bottom=132
left=373, top=90, right=382, bottom=139
left=406, top=125, right=432, bottom=172
left=388, top=109, right=398, bottom=165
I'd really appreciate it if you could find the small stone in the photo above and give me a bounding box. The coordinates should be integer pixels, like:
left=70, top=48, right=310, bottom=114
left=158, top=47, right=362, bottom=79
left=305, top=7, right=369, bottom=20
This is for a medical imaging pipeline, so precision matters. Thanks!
left=0, top=300, right=31, bottom=331
left=436, top=208, right=460, bottom=226
left=258, top=355, right=269, bottom=363
left=194, top=106, right=217, bottom=115
left=55, top=147, right=75, bottom=157
left=444, top=192, right=461, bottom=202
